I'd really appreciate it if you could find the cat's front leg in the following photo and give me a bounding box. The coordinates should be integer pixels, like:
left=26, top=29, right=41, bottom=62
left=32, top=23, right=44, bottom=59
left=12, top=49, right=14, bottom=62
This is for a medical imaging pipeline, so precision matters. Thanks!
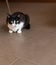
left=17, top=29, right=22, bottom=33
left=17, top=22, right=24, bottom=33
left=9, top=30, right=13, bottom=33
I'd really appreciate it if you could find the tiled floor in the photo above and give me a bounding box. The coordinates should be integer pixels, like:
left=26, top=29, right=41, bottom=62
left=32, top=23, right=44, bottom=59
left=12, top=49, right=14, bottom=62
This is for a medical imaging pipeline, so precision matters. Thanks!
left=0, top=2, right=56, bottom=65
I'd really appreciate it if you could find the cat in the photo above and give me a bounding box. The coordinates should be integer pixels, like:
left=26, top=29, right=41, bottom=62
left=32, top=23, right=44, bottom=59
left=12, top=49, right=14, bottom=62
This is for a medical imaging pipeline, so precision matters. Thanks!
left=6, top=12, right=30, bottom=33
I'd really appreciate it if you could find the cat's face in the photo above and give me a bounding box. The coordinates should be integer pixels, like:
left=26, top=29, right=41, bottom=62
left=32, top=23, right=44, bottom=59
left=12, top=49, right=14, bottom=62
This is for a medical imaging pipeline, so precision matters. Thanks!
left=7, top=15, right=20, bottom=26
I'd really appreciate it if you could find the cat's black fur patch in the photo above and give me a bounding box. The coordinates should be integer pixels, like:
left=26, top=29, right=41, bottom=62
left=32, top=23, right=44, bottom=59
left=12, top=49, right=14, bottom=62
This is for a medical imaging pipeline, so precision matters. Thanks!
left=6, top=12, right=30, bottom=29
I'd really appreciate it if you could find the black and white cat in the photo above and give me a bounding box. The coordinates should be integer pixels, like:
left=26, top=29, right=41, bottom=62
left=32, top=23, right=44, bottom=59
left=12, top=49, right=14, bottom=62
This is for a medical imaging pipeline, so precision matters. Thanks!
left=6, top=12, right=30, bottom=33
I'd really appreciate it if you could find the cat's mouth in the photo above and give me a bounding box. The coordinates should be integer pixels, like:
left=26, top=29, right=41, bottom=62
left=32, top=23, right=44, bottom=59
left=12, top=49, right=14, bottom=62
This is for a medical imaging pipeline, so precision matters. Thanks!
left=12, top=24, right=16, bottom=27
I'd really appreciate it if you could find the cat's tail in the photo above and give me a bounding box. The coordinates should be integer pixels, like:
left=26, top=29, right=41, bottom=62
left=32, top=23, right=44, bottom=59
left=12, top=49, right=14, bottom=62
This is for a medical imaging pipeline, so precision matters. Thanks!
left=24, top=14, right=30, bottom=29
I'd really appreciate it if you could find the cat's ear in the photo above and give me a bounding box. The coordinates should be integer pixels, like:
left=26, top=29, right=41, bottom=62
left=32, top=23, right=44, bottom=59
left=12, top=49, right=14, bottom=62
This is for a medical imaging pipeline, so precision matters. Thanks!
left=6, top=14, right=11, bottom=23
left=7, top=15, right=11, bottom=18
left=7, top=13, right=11, bottom=18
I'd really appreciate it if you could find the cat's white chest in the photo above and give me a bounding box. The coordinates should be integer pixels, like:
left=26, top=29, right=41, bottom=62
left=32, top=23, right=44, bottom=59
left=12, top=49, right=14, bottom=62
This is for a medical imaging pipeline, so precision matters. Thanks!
left=8, top=22, right=24, bottom=32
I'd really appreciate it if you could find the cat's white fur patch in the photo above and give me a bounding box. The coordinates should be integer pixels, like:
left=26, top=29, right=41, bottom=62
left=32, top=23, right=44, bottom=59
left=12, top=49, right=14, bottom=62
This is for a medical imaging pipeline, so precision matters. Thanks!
left=8, top=22, right=24, bottom=33
left=9, top=30, right=13, bottom=33
left=12, top=20, right=16, bottom=27
left=17, top=30, right=22, bottom=33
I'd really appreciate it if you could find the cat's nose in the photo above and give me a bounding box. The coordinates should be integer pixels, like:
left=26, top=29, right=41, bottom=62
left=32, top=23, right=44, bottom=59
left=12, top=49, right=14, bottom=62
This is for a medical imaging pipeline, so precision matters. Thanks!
left=12, top=24, right=15, bottom=26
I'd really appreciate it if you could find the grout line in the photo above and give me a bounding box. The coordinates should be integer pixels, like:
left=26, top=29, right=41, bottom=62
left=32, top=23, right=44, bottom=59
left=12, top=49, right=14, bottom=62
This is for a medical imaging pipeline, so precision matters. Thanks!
left=9, top=56, right=40, bottom=65
left=9, top=57, right=19, bottom=65
left=17, top=57, right=40, bottom=65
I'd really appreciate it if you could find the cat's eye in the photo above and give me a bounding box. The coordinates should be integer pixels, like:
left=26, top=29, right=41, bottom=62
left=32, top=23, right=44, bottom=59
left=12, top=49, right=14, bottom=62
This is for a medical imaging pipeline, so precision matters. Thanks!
left=17, top=21, right=20, bottom=23
left=11, top=21, right=13, bottom=23
left=17, top=21, right=19, bottom=22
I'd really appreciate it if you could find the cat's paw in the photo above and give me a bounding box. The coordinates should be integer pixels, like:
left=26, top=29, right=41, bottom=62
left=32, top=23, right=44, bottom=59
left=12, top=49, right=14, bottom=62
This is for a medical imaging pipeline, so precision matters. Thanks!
left=17, top=30, right=22, bottom=33
left=9, top=30, right=13, bottom=33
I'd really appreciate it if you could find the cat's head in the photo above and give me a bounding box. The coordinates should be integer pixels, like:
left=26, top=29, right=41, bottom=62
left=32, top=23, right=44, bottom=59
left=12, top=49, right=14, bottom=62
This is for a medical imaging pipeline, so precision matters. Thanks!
left=7, top=14, right=21, bottom=26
